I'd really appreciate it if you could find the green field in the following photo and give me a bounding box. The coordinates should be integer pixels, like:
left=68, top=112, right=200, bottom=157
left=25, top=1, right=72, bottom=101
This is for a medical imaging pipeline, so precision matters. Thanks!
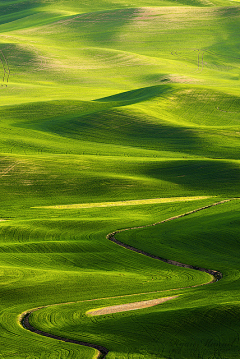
left=0, top=0, right=240, bottom=358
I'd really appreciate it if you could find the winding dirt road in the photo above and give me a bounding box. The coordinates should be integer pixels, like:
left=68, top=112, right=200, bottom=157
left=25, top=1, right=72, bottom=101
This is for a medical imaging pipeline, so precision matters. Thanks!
left=19, top=198, right=236, bottom=358
left=21, top=312, right=109, bottom=359
left=107, top=199, right=233, bottom=283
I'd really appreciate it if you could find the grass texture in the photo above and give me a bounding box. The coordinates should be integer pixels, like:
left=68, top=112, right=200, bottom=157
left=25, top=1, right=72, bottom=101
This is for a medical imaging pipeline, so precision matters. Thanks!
left=0, top=0, right=239, bottom=358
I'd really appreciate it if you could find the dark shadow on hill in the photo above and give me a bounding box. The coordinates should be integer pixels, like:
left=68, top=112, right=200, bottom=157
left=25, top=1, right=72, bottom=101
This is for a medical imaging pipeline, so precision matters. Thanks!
left=65, top=6, right=215, bottom=47
left=12, top=99, right=240, bottom=160
left=87, top=303, right=240, bottom=359
left=94, top=84, right=173, bottom=105
left=143, top=159, right=240, bottom=197
left=12, top=107, right=205, bottom=157
left=0, top=43, right=42, bottom=73
left=5, top=84, right=172, bottom=123
left=0, top=1, right=48, bottom=26
left=51, top=7, right=138, bottom=44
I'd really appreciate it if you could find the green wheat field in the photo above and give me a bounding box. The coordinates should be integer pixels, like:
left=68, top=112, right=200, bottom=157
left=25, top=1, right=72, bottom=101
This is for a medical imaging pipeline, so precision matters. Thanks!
left=0, top=0, right=240, bottom=358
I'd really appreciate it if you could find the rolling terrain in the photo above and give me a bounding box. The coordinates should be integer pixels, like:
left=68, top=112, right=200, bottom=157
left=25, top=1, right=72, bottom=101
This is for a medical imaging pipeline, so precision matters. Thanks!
left=0, top=0, right=239, bottom=358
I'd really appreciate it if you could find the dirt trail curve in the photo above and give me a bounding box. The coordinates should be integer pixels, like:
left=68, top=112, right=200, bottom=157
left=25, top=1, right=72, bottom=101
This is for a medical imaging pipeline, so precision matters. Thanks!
left=107, top=199, right=236, bottom=282
left=20, top=198, right=237, bottom=358
left=109, top=235, right=222, bottom=282
left=21, top=312, right=109, bottom=359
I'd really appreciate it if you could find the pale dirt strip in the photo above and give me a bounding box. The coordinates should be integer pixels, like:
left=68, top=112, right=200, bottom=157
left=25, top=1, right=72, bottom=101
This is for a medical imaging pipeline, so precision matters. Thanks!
left=87, top=296, right=178, bottom=316
left=34, top=196, right=211, bottom=209
left=20, top=296, right=178, bottom=359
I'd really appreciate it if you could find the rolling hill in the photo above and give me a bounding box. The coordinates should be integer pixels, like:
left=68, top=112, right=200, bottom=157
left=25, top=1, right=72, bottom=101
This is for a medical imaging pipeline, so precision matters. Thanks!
left=0, top=0, right=239, bottom=358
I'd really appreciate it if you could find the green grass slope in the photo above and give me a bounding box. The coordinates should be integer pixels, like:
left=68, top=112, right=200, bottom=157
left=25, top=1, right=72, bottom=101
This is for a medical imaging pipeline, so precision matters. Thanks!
left=0, top=0, right=239, bottom=358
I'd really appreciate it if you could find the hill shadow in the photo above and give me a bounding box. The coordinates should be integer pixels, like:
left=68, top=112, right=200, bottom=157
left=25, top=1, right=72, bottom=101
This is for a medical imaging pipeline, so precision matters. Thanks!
left=11, top=96, right=240, bottom=160
left=95, top=84, right=173, bottom=105
left=143, top=159, right=240, bottom=197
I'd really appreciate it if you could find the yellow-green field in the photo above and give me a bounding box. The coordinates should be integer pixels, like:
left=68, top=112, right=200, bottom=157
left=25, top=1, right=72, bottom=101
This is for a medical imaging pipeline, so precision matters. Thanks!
left=0, top=0, right=239, bottom=358
left=37, top=196, right=211, bottom=209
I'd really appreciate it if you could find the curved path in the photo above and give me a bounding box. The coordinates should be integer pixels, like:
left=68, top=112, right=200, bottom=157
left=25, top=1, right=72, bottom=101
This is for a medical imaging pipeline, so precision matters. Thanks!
left=107, top=199, right=234, bottom=283
left=21, top=311, right=109, bottom=359
left=19, top=198, right=235, bottom=358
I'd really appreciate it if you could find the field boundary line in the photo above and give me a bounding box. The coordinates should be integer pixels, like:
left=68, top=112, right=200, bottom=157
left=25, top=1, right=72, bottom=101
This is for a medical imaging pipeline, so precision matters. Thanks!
left=107, top=199, right=238, bottom=282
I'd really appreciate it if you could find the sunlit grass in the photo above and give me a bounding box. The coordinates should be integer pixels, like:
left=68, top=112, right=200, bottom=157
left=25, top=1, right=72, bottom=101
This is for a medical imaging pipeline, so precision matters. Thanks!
left=37, top=196, right=211, bottom=209
left=0, top=0, right=239, bottom=358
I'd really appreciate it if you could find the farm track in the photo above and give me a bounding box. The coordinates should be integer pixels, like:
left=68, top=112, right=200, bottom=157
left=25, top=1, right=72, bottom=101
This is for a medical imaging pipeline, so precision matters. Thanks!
left=21, top=312, right=109, bottom=359
left=107, top=199, right=235, bottom=282
left=19, top=198, right=236, bottom=358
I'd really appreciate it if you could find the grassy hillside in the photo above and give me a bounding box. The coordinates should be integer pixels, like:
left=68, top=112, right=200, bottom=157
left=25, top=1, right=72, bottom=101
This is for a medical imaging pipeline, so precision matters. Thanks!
left=0, top=0, right=239, bottom=358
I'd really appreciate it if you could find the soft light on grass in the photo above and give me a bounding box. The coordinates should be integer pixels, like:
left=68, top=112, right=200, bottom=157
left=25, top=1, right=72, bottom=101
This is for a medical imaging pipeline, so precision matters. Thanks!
left=36, top=196, right=212, bottom=209
left=0, top=0, right=239, bottom=358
